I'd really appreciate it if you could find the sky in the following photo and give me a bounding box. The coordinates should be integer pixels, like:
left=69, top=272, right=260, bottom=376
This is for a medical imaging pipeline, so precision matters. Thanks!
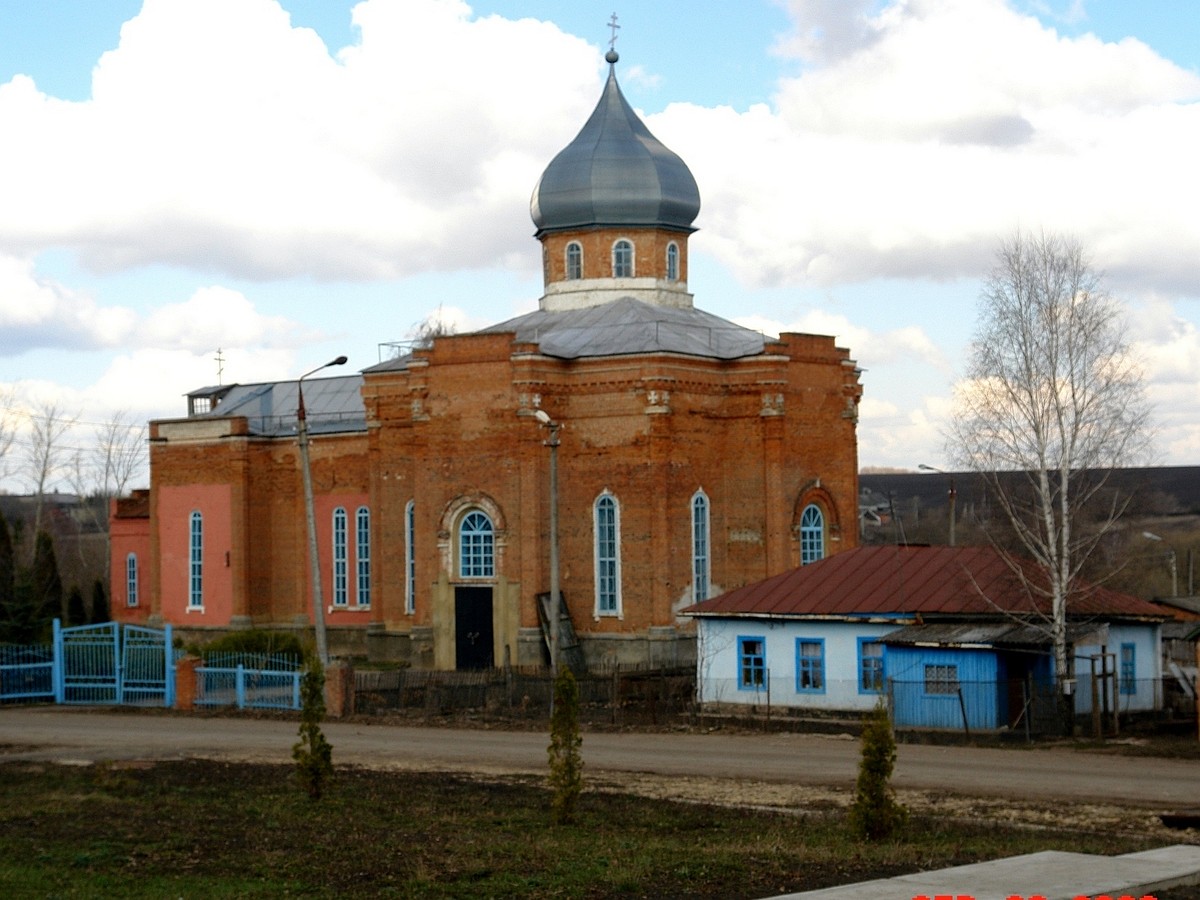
left=0, top=0, right=1198, bottom=493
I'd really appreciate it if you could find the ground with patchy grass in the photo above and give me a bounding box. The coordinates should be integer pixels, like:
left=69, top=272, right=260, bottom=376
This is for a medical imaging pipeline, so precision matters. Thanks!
left=0, top=757, right=1196, bottom=898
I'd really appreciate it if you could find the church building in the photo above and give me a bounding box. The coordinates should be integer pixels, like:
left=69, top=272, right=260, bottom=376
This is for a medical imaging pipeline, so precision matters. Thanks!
left=110, top=49, right=863, bottom=670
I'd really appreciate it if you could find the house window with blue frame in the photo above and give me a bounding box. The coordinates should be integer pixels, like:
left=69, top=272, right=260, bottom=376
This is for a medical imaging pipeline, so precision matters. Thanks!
left=613, top=239, right=634, bottom=277
left=188, top=511, right=203, bottom=609
left=691, top=490, right=710, bottom=603
left=356, top=506, right=370, bottom=607
left=738, top=636, right=766, bottom=689
left=332, top=507, right=348, bottom=607
left=795, top=639, right=825, bottom=692
left=595, top=492, right=621, bottom=615
left=858, top=639, right=884, bottom=693
left=566, top=241, right=583, bottom=280
left=800, top=504, right=824, bottom=565
left=405, top=500, right=416, bottom=614
left=924, top=663, right=958, bottom=695
left=459, top=510, right=494, bottom=578
left=1120, top=643, right=1136, bottom=694
left=126, top=552, right=139, bottom=607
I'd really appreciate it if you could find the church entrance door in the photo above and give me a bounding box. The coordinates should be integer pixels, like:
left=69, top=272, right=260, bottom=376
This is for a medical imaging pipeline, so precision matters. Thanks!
left=454, top=586, right=494, bottom=670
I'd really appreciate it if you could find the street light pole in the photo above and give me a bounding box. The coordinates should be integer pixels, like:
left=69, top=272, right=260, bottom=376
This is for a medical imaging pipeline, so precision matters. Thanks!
left=535, top=409, right=561, bottom=677
left=918, top=464, right=956, bottom=547
left=298, top=355, right=348, bottom=666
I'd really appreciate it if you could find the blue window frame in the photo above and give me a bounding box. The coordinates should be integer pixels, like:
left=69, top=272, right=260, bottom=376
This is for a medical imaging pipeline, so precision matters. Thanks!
left=738, top=636, right=766, bottom=690
left=126, top=553, right=139, bottom=607
left=800, top=504, right=824, bottom=565
left=924, top=663, right=958, bottom=696
left=666, top=242, right=679, bottom=280
left=188, top=511, right=203, bottom=609
left=796, top=639, right=825, bottom=693
left=356, top=506, right=370, bottom=607
left=858, top=638, right=884, bottom=693
left=405, top=500, right=416, bottom=614
left=566, top=241, right=583, bottom=280
left=1120, top=643, right=1136, bottom=694
left=459, top=510, right=494, bottom=578
left=595, top=493, right=620, bottom=615
left=613, top=239, right=634, bottom=278
left=332, top=507, right=348, bottom=607
left=691, top=491, right=710, bottom=603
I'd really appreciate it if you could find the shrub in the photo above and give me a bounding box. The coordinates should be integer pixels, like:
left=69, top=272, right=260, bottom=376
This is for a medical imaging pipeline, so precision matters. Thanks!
left=547, top=667, right=583, bottom=824
left=847, top=700, right=908, bottom=841
left=292, top=656, right=333, bottom=800
left=198, top=630, right=305, bottom=663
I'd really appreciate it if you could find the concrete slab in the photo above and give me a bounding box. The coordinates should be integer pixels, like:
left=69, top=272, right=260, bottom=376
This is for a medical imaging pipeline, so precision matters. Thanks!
left=775, top=844, right=1200, bottom=900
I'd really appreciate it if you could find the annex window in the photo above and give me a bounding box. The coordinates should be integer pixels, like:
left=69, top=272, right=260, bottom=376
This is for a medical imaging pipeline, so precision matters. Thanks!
left=188, top=511, right=203, bottom=609
left=858, top=639, right=884, bottom=693
left=356, top=506, right=371, bottom=607
left=1120, top=643, right=1136, bottom=695
left=924, top=664, right=959, bottom=696
left=612, top=239, right=634, bottom=278
left=332, top=507, right=348, bottom=607
left=126, top=553, right=139, bottom=607
left=691, top=491, right=710, bottom=603
left=566, top=241, right=583, bottom=280
left=405, top=500, right=416, bottom=614
left=459, top=510, right=495, bottom=579
left=800, top=504, right=825, bottom=565
left=666, top=241, right=679, bottom=280
left=796, top=639, right=825, bottom=693
left=738, top=636, right=766, bottom=690
left=594, top=492, right=621, bottom=615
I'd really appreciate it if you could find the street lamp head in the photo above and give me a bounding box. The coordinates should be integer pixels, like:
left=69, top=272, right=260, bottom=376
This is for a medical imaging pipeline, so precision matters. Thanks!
left=1142, top=531, right=1163, bottom=542
left=918, top=463, right=940, bottom=473
left=534, top=409, right=553, bottom=426
left=329, top=355, right=348, bottom=367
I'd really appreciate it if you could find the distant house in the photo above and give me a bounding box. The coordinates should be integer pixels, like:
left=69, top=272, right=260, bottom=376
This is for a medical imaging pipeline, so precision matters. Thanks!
left=684, top=545, right=1167, bottom=732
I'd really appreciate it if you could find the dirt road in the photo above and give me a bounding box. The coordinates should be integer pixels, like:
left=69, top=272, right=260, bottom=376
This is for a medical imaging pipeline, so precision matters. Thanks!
left=1, top=707, right=1196, bottom=814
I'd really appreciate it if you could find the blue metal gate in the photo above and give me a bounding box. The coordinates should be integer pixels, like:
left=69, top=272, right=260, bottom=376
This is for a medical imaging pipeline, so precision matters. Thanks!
left=52, top=620, right=174, bottom=706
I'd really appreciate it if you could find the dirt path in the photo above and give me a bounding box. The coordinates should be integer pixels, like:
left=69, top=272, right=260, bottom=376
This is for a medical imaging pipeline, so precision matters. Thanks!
left=2, top=707, right=1197, bottom=841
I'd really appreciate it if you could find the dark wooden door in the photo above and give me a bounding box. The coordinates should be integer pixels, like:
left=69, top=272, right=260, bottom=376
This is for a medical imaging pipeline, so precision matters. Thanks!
left=454, top=586, right=494, bottom=670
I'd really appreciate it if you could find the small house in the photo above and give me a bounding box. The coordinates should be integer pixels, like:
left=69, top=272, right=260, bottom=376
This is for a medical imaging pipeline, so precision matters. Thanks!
left=684, top=545, right=1167, bottom=732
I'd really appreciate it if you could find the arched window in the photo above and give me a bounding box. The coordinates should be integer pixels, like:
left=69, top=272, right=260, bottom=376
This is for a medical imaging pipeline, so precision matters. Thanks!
left=800, top=504, right=825, bottom=565
left=188, top=511, right=203, bottom=609
left=332, top=507, right=348, bottom=607
left=405, top=500, right=416, bottom=614
left=666, top=242, right=679, bottom=281
left=691, top=491, right=710, bottom=602
left=126, top=553, right=139, bottom=607
left=566, top=241, right=583, bottom=280
left=459, top=510, right=495, bottom=578
left=356, top=506, right=371, bottom=607
left=594, top=492, right=621, bottom=615
left=612, top=239, right=634, bottom=278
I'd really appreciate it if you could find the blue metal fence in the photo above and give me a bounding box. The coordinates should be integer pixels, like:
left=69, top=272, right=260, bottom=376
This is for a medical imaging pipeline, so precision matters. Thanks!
left=0, top=642, right=55, bottom=702
left=0, top=621, right=173, bottom=707
left=196, top=656, right=302, bottom=710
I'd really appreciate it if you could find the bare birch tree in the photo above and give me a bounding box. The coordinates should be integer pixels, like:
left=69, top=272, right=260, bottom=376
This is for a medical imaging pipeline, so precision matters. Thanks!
left=22, top=401, right=77, bottom=556
left=947, top=231, right=1152, bottom=704
left=0, top=387, right=17, bottom=482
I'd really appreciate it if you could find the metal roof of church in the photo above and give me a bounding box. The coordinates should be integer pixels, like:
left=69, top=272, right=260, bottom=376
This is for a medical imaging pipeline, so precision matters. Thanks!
left=684, top=544, right=1167, bottom=621
left=529, top=51, right=700, bottom=235
left=190, top=374, right=365, bottom=435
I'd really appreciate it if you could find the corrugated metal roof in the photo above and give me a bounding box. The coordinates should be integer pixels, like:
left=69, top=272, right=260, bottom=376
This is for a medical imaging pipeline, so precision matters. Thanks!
left=478, top=296, right=766, bottom=360
left=684, top=545, right=1167, bottom=621
left=880, top=621, right=1109, bottom=650
left=192, top=374, right=366, bottom=436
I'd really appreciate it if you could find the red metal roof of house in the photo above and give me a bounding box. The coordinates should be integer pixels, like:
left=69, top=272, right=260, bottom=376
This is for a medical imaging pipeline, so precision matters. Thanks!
left=684, top=545, right=1166, bottom=620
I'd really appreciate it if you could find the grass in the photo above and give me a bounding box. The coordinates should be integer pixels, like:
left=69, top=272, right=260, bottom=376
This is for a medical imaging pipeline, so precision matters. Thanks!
left=0, top=758, right=1181, bottom=898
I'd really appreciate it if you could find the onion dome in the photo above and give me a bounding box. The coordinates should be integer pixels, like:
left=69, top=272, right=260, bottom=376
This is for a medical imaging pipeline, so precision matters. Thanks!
left=530, top=51, right=701, bottom=235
